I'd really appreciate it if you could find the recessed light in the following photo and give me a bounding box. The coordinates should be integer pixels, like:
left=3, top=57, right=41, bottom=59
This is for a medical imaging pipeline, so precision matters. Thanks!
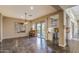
left=30, top=6, right=34, bottom=10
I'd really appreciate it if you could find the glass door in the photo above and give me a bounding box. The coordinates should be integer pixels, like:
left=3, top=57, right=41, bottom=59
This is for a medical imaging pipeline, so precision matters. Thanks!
left=36, top=22, right=46, bottom=39
left=41, top=22, right=46, bottom=39
left=37, top=23, right=41, bottom=38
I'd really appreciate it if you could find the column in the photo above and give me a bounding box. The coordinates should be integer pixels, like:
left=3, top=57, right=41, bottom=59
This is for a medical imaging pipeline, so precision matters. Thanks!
left=58, top=11, right=66, bottom=47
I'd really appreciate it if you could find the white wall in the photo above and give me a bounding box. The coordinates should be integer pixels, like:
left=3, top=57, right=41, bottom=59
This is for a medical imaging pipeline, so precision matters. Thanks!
left=66, top=9, right=78, bottom=40
left=3, top=17, right=31, bottom=39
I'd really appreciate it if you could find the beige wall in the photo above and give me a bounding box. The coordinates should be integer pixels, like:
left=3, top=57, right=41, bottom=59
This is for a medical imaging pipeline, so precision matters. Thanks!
left=0, top=13, right=3, bottom=42
left=47, top=17, right=53, bottom=41
left=0, top=14, right=1, bottom=41
left=3, top=17, right=31, bottom=39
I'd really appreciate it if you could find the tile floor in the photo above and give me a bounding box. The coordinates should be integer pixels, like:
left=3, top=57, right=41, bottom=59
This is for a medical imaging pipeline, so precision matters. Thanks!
left=0, top=37, right=53, bottom=53
left=0, top=37, right=79, bottom=53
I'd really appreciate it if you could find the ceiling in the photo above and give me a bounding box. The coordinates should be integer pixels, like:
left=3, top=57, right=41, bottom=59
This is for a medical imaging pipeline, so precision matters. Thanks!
left=0, top=5, right=57, bottom=20
left=0, top=5, right=76, bottom=20
left=69, top=5, right=79, bottom=20
left=60, top=5, right=76, bottom=10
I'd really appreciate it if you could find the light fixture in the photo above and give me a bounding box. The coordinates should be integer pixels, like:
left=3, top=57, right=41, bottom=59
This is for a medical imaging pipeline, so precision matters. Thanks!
left=30, top=6, right=34, bottom=10
left=24, top=21, right=28, bottom=24
left=24, top=12, right=28, bottom=25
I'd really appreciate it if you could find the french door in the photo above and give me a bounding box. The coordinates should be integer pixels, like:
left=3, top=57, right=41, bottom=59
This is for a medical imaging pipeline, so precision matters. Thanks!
left=36, top=22, right=45, bottom=39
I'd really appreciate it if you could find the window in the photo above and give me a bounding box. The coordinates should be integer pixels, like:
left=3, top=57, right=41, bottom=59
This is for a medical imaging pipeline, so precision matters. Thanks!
left=32, top=24, right=36, bottom=30
left=71, top=22, right=74, bottom=38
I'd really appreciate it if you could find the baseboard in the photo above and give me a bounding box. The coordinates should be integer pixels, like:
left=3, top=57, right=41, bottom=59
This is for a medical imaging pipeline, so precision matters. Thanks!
left=59, top=43, right=66, bottom=47
left=3, top=36, right=28, bottom=40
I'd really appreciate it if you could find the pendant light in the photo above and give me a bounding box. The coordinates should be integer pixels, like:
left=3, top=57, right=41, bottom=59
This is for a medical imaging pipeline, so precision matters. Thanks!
left=24, top=12, right=28, bottom=25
